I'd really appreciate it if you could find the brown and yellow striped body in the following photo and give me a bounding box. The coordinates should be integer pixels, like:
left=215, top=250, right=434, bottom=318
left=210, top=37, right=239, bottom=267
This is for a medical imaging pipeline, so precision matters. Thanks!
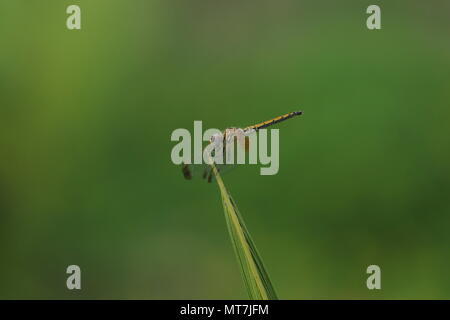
left=245, top=111, right=302, bottom=132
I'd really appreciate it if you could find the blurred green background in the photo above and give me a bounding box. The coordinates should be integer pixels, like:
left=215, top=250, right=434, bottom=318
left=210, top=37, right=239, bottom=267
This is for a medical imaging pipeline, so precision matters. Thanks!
left=0, top=1, right=449, bottom=299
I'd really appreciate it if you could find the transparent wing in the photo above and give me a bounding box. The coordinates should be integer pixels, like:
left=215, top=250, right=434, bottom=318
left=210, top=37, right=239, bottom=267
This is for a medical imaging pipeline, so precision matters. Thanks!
left=181, top=129, right=250, bottom=183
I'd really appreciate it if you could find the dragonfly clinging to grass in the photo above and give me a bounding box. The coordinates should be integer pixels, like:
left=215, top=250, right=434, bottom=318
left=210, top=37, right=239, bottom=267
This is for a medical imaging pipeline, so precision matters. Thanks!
left=182, top=111, right=303, bottom=182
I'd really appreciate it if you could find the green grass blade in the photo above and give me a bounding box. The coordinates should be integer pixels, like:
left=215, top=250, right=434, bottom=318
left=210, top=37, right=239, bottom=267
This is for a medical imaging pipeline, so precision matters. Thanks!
left=210, top=163, right=278, bottom=300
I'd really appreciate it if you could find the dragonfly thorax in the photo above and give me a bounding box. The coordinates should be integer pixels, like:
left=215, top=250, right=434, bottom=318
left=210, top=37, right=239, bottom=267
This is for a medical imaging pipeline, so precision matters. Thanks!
left=209, top=132, right=222, bottom=145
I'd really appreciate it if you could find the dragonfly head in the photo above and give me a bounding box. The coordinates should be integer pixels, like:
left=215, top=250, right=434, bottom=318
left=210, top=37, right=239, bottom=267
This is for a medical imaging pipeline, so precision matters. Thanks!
left=209, top=133, right=223, bottom=145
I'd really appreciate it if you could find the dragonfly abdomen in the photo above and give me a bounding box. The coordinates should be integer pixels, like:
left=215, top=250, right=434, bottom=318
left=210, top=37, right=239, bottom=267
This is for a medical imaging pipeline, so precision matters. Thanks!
left=246, top=110, right=302, bottom=131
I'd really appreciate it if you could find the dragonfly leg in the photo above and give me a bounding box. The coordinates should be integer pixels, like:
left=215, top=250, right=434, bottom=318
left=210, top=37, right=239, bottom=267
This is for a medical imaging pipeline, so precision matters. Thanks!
left=207, top=168, right=213, bottom=183
left=181, top=162, right=192, bottom=180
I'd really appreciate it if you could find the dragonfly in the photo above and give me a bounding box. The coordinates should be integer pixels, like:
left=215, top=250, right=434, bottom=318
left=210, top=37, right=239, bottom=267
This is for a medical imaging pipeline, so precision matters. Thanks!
left=182, top=110, right=303, bottom=182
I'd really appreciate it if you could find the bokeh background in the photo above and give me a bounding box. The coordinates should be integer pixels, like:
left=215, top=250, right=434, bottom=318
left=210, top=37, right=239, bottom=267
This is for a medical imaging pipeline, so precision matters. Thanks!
left=0, top=0, right=449, bottom=299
